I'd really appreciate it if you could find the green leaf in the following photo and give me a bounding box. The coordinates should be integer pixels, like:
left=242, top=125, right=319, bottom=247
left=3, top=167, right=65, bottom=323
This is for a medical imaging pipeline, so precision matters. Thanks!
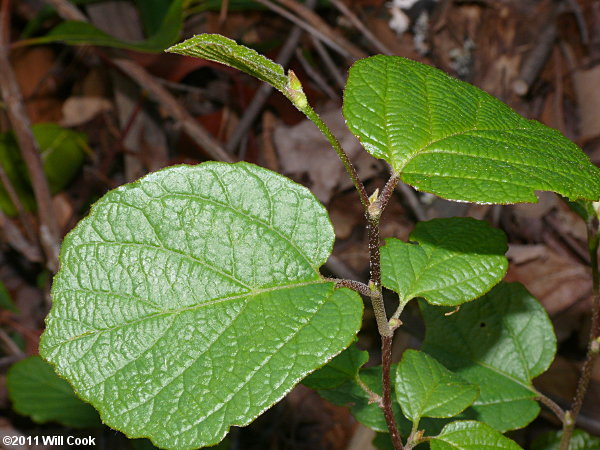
left=7, top=356, right=101, bottom=428
left=429, top=421, right=521, bottom=449
left=303, top=342, right=369, bottom=390
left=134, top=0, right=172, bottom=36
left=0, top=124, right=86, bottom=215
left=166, top=34, right=289, bottom=92
left=395, top=350, right=479, bottom=424
left=381, top=218, right=507, bottom=307
left=343, top=55, right=600, bottom=204
left=0, top=281, right=17, bottom=313
left=40, top=162, right=363, bottom=450
left=565, top=199, right=597, bottom=223
left=531, top=430, right=600, bottom=450
left=34, top=123, right=87, bottom=194
left=317, top=365, right=410, bottom=434
left=421, top=282, right=557, bottom=431
left=27, top=0, right=184, bottom=52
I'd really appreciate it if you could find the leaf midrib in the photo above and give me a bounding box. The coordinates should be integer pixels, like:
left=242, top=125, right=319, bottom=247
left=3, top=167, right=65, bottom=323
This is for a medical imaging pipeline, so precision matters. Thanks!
left=48, top=279, right=328, bottom=347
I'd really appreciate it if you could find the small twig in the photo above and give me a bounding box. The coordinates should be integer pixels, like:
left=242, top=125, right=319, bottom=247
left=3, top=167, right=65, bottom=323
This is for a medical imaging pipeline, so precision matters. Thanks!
left=296, top=49, right=339, bottom=100
left=111, top=58, right=234, bottom=163
left=253, top=0, right=363, bottom=60
left=355, top=374, right=383, bottom=407
left=273, top=0, right=366, bottom=60
left=0, top=209, right=42, bottom=262
left=560, top=217, right=600, bottom=449
left=564, top=0, right=588, bottom=45
left=44, top=0, right=87, bottom=21
left=0, top=1, right=59, bottom=272
left=0, top=327, right=25, bottom=357
left=513, top=24, right=557, bottom=96
left=328, top=0, right=393, bottom=55
left=328, top=278, right=372, bottom=297
left=310, top=35, right=346, bottom=90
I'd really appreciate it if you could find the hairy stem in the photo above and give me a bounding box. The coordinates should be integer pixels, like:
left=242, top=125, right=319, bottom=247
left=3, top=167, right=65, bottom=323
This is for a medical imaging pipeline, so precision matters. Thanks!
left=301, top=106, right=369, bottom=209
left=535, top=390, right=566, bottom=422
left=382, top=335, right=403, bottom=449
left=367, top=174, right=403, bottom=449
left=329, top=278, right=372, bottom=297
left=560, top=217, right=599, bottom=450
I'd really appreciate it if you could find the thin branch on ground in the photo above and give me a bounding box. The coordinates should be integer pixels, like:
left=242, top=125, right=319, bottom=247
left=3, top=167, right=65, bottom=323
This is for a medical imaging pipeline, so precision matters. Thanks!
left=273, top=0, right=366, bottom=60
left=0, top=209, right=42, bottom=263
left=0, top=0, right=59, bottom=271
left=295, top=49, right=340, bottom=100
left=310, top=36, right=346, bottom=90
left=328, top=0, right=393, bottom=55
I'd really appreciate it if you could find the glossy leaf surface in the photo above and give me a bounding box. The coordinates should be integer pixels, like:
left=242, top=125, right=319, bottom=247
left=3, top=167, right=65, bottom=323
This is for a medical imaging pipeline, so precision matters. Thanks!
left=395, top=350, right=478, bottom=423
left=41, top=162, right=363, bottom=449
left=421, top=282, right=556, bottom=431
left=7, top=356, right=101, bottom=428
left=429, top=421, right=521, bottom=449
left=167, top=34, right=288, bottom=92
left=344, top=55, right=600, bottom=204
left=381, top=218, right=507, bottom=306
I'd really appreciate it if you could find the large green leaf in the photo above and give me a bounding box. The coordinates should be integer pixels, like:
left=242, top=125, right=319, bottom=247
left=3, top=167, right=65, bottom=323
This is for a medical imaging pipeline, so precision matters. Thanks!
left=302, top=342, right=368, bottom=390
left=429, top=421, right=521, bottom=449
left=7, top=356, right=101, bottom=428
left=421, top=282, right=556, bottom=432
left=395, top=350, right=479, bottom=424
left=40, top=162, right=363, bottom=449
left=166, top=34, right=289, bottom=92
left=381, top=218, right=507, bottom=307
left=343, top=55, right=600, bottom=204
left=27, top=0, right=184, bottom=52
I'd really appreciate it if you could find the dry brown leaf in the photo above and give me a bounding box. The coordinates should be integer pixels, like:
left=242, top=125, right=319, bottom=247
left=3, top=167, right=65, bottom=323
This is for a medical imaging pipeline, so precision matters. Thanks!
left=574, top=64, right=600, bottom=141
left=506, top=244, right=590, bottom=316
left=61, top=97, right=112, bottom=127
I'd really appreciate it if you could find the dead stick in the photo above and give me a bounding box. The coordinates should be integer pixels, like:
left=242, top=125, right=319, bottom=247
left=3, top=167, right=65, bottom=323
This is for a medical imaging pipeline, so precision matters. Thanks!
left=273, top=0, right=366, bottom=60
left=0, top=1, right=59, bottom=271
left=328, top=0, right=392, bottom=55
